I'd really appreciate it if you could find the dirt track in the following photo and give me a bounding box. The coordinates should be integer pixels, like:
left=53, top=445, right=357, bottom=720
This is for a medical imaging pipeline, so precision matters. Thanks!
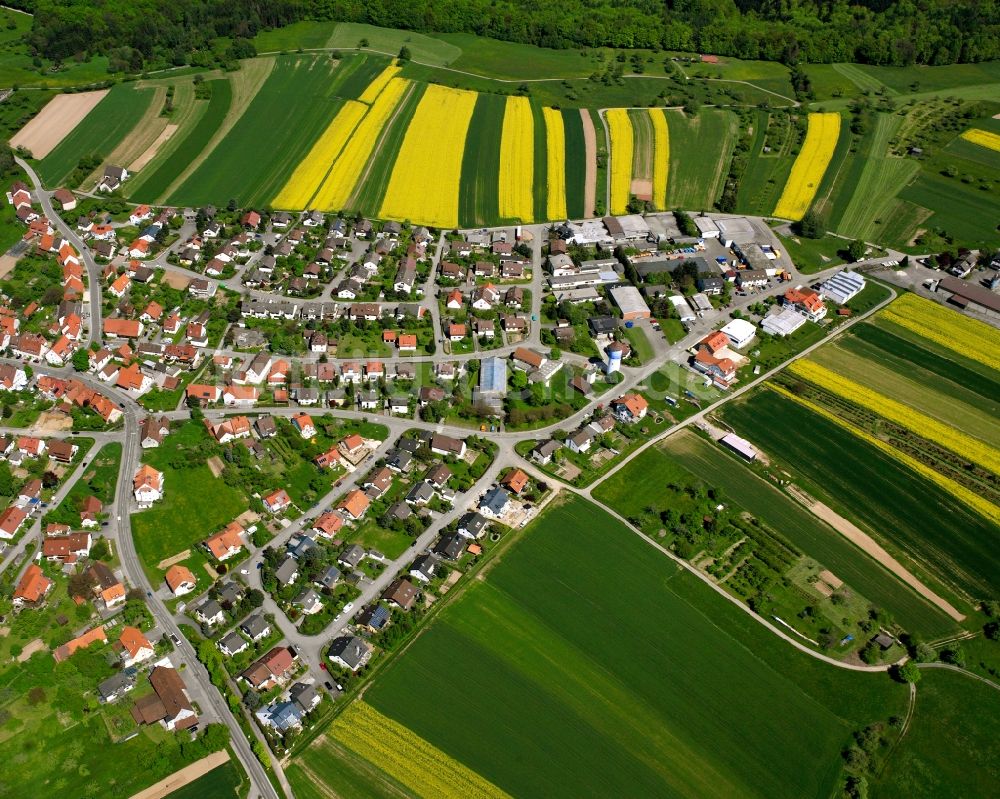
left=10, top=90, right=109, bottom=158
left=130, top=123, right=178, bottom=171
left=580, top=108, right=597, bottom=218
left=787, top=485, right=966, bottom=622
left=127, top=750, right=230, bottom=799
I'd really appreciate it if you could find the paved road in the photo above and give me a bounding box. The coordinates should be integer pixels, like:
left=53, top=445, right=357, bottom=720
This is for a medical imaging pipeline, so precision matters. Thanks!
left=16, top=157, right=104, bottom=347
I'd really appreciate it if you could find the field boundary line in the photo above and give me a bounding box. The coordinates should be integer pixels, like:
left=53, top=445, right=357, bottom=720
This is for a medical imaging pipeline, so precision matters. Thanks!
left=127, top=749, right=230, bottom=799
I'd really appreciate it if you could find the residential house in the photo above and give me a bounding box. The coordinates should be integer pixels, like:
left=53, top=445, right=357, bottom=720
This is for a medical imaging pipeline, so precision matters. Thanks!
left=133, top=465, right=164, bottom=506
left=131, top=666, right=198, bottom=731
left=165, top=564, right=196, bottom=596
left=327, top=635, right=372, bottom=672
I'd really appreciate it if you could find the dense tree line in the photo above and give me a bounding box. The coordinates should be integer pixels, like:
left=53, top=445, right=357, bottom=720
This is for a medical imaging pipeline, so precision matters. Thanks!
left=11, top=0, right=1000, bottom=69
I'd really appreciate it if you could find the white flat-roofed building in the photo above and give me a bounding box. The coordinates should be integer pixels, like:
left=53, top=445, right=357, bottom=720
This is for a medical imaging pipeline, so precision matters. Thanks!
left=669, top=294, right=695, bottom=322
left=693, top=216, right=720, bottom=238
left=608, top=285, right=651, bottom=321
left=720, top=433, right=757, bottom=461
left=714, top=217, right=756, bottom=247
left=688, top=292, right=713, bottom=315
left=720, top=318, right=757, bottom=349
left=819, top=270, right=866, bottom=304
left=761, top=306, right=808, bottom=337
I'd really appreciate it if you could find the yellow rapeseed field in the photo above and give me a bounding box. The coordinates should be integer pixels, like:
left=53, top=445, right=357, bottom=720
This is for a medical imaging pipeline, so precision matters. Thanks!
left=789, top=359, right=1000, bottom=476
left=272, top=100, right=367, bottom=209
left=330, top=702, right=513, bottom=799
left=380, top=84, right=477, bottom=228
left=772, top=384, right=1000, bottom=528
left=606, top=108, right=633, bottom=215
left=543, top=107, right=567, bottom=221
left=358, top=63, right=402, bottom=104
left=498, top=96, right=534, bottom=222
left=773, top=112, right=841, bottom=221
left=879, top=292, right=1000, bottom=371
left=312, top=77, right=409, bottom=211
left=649, top=108, right=669, bottom=210
left=960, top=127, right=1000, bottom=152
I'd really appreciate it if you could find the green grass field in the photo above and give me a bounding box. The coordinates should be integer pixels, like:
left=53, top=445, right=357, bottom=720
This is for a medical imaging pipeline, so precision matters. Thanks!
left=348, top=495, right=908, bottom=799
left=167, top=55, right=342, bottom=207
left=329, top=23, right=462, bottom=67
left=775, top=230, right=847, bottom=274
left=561, top=107, right=587, bottom=218
left=36, top=84, right=156, bottom=186
left=164, top=758, right=246, bottom=799
left=130, top=79, right=233, bottom=202
left=899, top=170, right=1000, bottom=250
left=530, top=100, right=549, bottom=221
left=252, top=20, right=339, bottom=52
left=131, top=421, right=247, bottom=579
left=457, top=92, right=505, bottom=227
left=629, top=106, right=654, bottom=180
left=665, top=108, right=737, bottom=209
left=719, top=389, right=998, bottom=607
left=875, top=669, right=1000, bottom=797
left=737, top=110, right=796, bottom=216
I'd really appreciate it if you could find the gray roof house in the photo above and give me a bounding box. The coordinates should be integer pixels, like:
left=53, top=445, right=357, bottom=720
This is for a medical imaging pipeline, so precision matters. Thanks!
left=405, top=481, right=435, bottom=506
left=98, top=671, right=136, bottom=703
left=195, top=599, right=225, bottom=626
left=275, top=557, right=299, bottom=587
left=317, top=564, right=342, bottom=589
left=479, top=486, right=510, bottom=518
left=338, top=544, right=365, bottom=568
left=409, top=553, right=440, bottom=583
left=328, top=635, right=372, bottom=672
left=219, top=630, right=249, bottom=657
left=457, top=511, right=489, bottom=539
left=289, top=682, right=321, bottom=713
left=434, top=533, right=465, bottom=560
left=240, top=614, right=271, bottom=641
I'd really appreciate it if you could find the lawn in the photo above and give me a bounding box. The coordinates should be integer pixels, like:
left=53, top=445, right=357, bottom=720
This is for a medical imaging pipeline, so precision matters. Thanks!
left=130, top=78, right=233, bottom=202
left=622, top=324, right=654, bottom=363
left=457, top=93, right=505, bottom=227
left=875, top=669, right=1000, bottom=797
left=665, top=108, right=738, bottom=209
left=344, top=495, right=907, bottom=799
left=43, top=442, right=122, bottom=528
left=775, top=230, right=847, bottom=274
left=36, top=84, right=156, bottom=187
left=130, top=421, right=247, bottom=580
left=168, top=55, right=344, bottom=207
left=718, top=389, right=999, bottom=606
left=165, top=757, right=247, bottom=799
left=653, top=431, right=958, bottom=639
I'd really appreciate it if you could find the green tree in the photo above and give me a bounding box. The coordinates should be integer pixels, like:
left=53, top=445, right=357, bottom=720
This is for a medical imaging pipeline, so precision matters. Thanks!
left=71, top=348, right=90, bottom=371
left=793, top=209, right=825, bottom=239
left=896, top=661, right=922, bottom=683
left=848, top=239, right=868, bottom=261
left=398, top=45, right=411, bottom=61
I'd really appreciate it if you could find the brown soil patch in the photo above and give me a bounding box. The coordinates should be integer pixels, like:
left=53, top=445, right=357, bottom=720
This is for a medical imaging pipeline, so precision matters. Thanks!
left=814, top=580, right=834, bottom=598
left=127, top=750, right=230, bottom=799
left=235, top=509, right=260, bottom=526
left=16, top=638, right=47, bottom=662
left=130, top=123, right=178, bottom=171
left=818, top=569, right=843, bottom=589
left=787, top=485, right=966, bottom=622
left=10, top=90, right=109, bottom=158
left=32, top=410, right=73, bottom=434
left=162, top=270, right=191, bottom=290
left=206, top=455, right=224, bottom=478
left=203, top=562, right=219, bottom=580
left=630, top=178, right=652, bottom=201
left=156, top=550, right=191, bottom=570
left=580, top=108, right=597, bottom=218
left=0, top=254, right=19, bottom=279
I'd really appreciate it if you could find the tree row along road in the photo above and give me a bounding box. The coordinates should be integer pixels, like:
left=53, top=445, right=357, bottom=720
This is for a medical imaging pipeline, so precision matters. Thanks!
left=0, top=174, right=915, bottom=798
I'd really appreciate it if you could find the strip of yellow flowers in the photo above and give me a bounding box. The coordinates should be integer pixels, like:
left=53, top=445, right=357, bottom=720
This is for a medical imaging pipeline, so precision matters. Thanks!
left=358, top=63, right=402, bottom=104
left=606, top=108, right=633, bottom=215
left=542, top=107, right=567, bottom=221
left=773, top=112, right=840, bottom=221
left=771, top=383, right=1000, bottom=528
left=330, top=702, right=513, bottom=799
left=497, top=96, right=534, bottom=222
left=878, top=292, right=1000, bottom=372
left=272, top=100, right=368, bottom=209
left=960, top=127, right=1000, bottom=153
left=380, top=84, right=477, bottom=229
left=649, top=108, right=669, bottom=210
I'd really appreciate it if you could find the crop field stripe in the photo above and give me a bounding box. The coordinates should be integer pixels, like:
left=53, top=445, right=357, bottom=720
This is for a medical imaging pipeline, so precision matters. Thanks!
left=807, top=342, right=1000, bottom=448
left=773, top=112, right=841, bottom=220
left=332, top=55, right=392, bottom=101
left=665, top=109, right=737, bottom=209
left=131, top=80, right=233, bottom=203
left=650, top=108, right=669, bottom=210
left=458, top=93, right=505, bottom=227
left=606, top=108, right=633, bottom=215
left=627, top=107, right=653, bottom=181
left=365, top=496, right=906, bottom=799
left=330, top=702, right=512, bottom=799
left=831, top=63, right=893, bottom=94
left=561, top=108, right=586, bottom=218
left=167, top=55, right=344, bottom=207
left=38, top=85, right=156, bottom=187
left=899, top=171, right=1000, bottom=251
left=878, top=292, right=1000, bottom=371
left=497, top=96, right=535, bottom=223
left=721, top=389, right=1000, bottom=601
left=736, top=110, right=794, bottom=215
left=958, top=127, right=1000, bottom=152
left=542, top=107, right=567, bottom=221
left=311, top=77, right=410, bottom=212
left=357, top=63, right=402, bottom=104
left=349, top=82, right=427, bottom=218
left=807, top=111, right=854, bottom=222
left=659, top=432, right=957, bottom=638
left=850, top=322, right=1000, bottom=402
left=379, top=84, right=477, bottom=228
left=530, top=101, right=548, bottom=223
left=272, top=98, right=363, bottom=209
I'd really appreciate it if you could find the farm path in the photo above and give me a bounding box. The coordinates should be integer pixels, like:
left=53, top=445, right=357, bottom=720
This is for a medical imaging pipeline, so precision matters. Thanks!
left=916, top=662, right=1000, bottom=694
left=785, top=485, right=966, bottom=622
left=127, top=750, right=230, bottom=799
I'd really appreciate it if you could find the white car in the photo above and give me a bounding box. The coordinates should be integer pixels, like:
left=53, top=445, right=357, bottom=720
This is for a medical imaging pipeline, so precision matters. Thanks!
left=342, top=602, right=354, bottom=613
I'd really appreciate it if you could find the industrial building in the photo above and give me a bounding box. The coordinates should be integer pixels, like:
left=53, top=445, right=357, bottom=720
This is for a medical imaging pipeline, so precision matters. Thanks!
left=819, top=270, right=866, bottom=304
left=608, top=285, right=651, bottom=320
